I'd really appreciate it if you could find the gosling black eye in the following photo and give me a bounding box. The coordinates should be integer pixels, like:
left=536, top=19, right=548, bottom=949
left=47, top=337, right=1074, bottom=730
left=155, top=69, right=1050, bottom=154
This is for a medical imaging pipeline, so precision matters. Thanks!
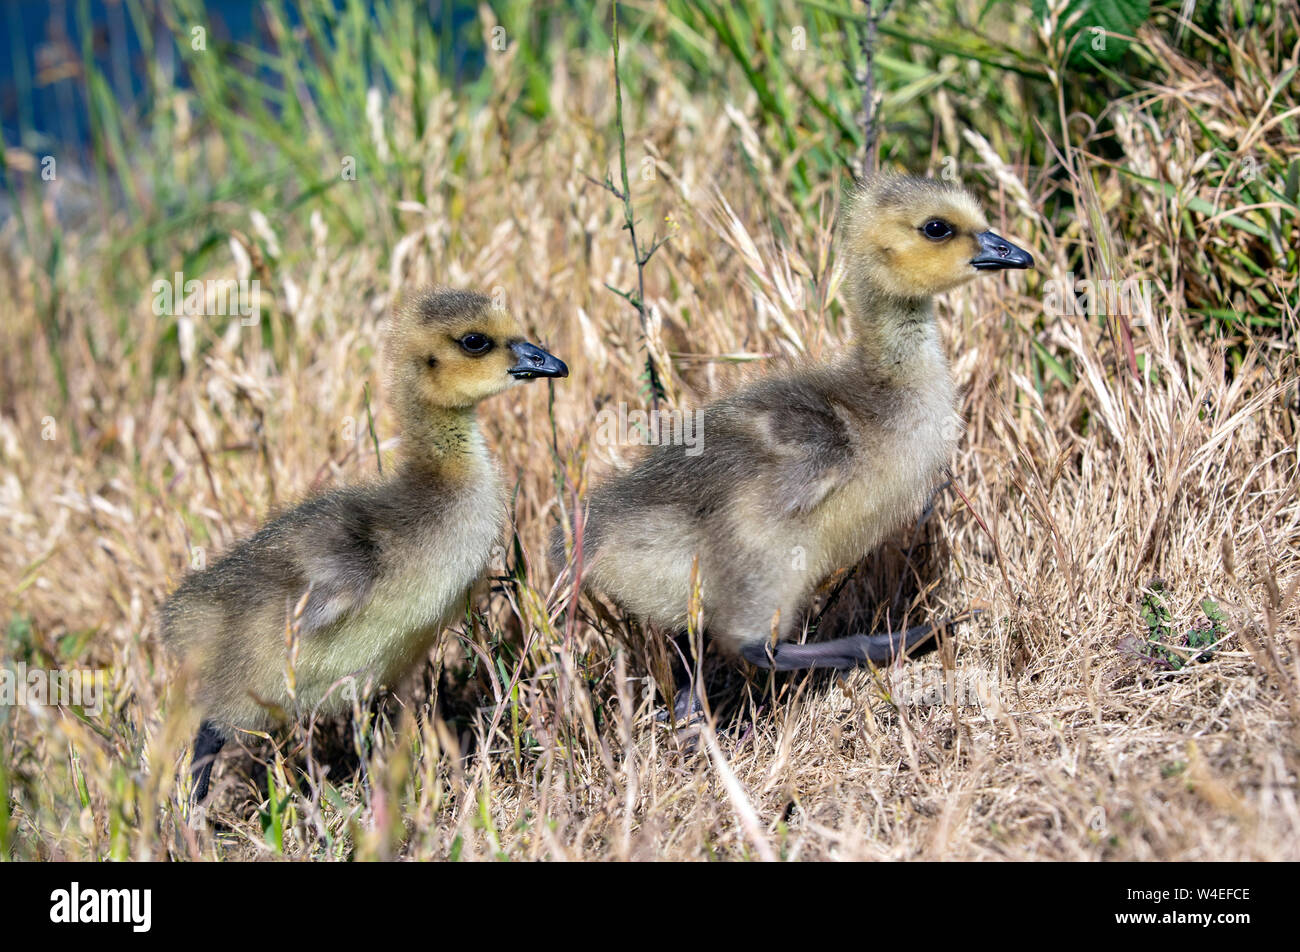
left=425, top=355, right=437, bottom=368
left=459, top=333, right=492, bottom=355
left=922, top=219, right=954, bottom=241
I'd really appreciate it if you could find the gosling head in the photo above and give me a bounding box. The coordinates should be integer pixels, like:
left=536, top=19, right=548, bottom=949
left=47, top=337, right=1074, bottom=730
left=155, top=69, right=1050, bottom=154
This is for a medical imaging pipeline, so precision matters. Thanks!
left=390, top=288, right=568, bottom=412
left=842, top=175, right=1033, bottom=301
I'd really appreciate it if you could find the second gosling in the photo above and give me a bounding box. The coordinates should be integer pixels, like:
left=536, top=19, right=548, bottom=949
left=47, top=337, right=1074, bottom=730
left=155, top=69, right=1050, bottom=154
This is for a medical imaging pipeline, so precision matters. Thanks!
left=162, top=288, right=567, bottom=801
left=557, top=176, right=1032, bottom=673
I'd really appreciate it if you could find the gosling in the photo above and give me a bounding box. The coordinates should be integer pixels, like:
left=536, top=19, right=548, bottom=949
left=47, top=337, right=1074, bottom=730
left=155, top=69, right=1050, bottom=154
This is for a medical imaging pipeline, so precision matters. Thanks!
left=163, top=289, right=567, bottom=802
left=557, top=176, right=1031, bottom=673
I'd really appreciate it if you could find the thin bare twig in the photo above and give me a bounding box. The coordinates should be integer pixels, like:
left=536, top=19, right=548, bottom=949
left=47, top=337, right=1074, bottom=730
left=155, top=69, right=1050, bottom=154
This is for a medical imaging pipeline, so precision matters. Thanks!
left=854, top=0, right=896, bottom=180
left=585, top=0, right=669, bottom=410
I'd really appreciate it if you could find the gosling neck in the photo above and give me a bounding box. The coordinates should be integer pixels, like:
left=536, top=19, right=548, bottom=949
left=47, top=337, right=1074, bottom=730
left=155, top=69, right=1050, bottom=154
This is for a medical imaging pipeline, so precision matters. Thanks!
left=847, top=284, right=946, bottom=386
left=397, top=403, right=486, bottom=484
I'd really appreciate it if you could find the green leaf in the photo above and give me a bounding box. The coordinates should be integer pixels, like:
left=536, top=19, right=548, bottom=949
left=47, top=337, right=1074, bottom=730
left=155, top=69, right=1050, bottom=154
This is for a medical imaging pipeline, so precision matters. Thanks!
left=1199, top=598, right=1227, bottom=626
left=1031, top=0, right=1150, bottom=65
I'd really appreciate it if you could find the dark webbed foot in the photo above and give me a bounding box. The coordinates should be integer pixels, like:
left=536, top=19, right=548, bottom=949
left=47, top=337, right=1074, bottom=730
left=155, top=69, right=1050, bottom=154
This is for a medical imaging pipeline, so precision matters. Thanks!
left=654, top=682, right=706, bottom=724
left=741, top=622, right=937, bottom=671
left=190, top=721, right=227, bottom=803
left=651, top=629, right=709, bottom=725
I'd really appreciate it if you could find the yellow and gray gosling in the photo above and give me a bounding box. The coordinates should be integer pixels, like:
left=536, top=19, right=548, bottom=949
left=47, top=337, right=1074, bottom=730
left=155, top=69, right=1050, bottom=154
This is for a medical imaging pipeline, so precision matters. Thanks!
left=556, top=175, right=1031, bottom=678
left=163, top=288, right=567, bottom=801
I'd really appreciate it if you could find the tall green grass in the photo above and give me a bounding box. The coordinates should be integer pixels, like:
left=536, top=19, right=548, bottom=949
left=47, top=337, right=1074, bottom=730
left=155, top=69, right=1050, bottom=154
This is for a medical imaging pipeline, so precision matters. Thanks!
left=6, top=0, right=1292, bottom=413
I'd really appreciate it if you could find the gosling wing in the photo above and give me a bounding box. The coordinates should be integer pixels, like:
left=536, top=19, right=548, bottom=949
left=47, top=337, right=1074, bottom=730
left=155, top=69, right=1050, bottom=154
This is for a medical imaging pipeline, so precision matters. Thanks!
left=285, top=489, right=384, bottom=634
left=728, top=393, right=856, bottom=517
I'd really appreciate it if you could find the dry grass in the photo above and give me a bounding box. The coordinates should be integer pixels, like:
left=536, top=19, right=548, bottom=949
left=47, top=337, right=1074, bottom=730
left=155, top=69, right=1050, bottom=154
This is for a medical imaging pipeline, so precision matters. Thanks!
left=2, top=18, right=1298, bottom=861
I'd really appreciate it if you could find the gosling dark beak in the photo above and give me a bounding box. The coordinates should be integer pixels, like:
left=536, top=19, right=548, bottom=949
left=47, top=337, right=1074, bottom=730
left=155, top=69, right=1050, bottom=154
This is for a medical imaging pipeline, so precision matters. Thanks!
left=971, top=231, right=1034, bottom=271
left=508, top=341, right=568, bottom=379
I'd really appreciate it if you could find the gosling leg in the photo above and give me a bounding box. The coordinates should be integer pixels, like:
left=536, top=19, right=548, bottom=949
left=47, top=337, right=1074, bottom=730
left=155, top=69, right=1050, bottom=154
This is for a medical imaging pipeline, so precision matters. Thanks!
left=740, top=622, right=936, bottom=671
left=190, top=720, right=227, bottom=803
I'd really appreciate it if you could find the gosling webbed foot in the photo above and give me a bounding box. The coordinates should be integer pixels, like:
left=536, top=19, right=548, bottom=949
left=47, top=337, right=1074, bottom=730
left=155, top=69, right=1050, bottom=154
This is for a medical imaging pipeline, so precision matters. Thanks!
left=190, top=720, right=227, bottom=804
left=654, top=682, right=706, bottom=725
left=740, top=622, right=937, bottom=671
left=677, top=684, right=701, bottom=720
